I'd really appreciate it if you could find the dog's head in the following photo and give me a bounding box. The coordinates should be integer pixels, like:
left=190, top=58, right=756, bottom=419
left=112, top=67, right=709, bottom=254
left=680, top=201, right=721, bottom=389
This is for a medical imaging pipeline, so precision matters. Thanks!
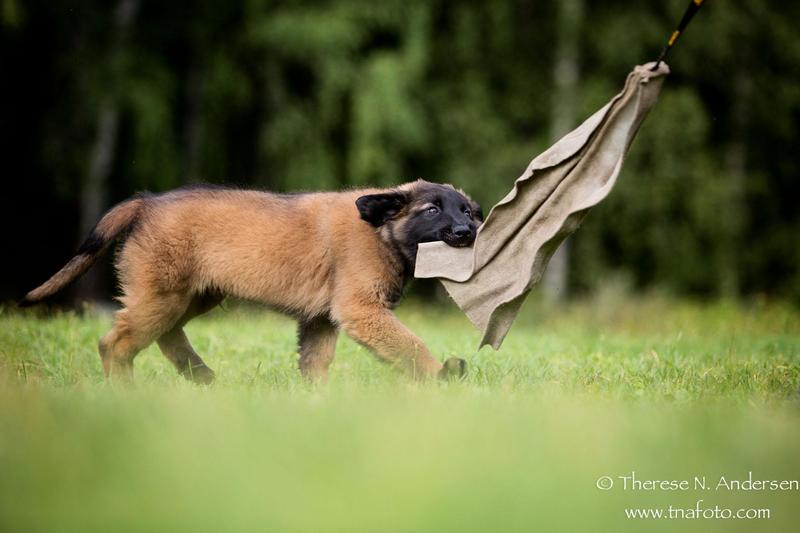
left=356, top=180, right=483, bottom=264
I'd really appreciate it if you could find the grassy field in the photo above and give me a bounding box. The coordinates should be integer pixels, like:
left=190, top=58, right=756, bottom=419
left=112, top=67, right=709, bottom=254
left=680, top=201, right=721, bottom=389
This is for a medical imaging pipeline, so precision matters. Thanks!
left=1, top=294, right=799, bottom=532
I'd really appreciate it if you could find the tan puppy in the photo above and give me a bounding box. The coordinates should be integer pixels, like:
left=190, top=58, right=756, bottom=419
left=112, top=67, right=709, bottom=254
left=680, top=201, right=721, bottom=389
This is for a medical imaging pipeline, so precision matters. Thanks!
left=22, top=180, right=482, bottom=383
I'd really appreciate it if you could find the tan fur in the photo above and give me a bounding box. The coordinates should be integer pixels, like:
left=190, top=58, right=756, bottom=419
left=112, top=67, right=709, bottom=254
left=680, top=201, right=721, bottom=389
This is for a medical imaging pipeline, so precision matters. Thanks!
left=25, top=182, right=466, bottom=383
left=22, top=198, right=144, bottom=303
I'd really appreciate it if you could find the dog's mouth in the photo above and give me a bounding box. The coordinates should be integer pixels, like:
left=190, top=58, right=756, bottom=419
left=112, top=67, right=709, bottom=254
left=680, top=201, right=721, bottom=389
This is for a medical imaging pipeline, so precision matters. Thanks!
left=441, top=232, right=475, bottom=248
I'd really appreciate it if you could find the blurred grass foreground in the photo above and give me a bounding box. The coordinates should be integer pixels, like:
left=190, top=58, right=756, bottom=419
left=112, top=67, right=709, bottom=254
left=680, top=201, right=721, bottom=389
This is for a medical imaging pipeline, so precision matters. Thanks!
left=1, top=295, right=799, bottom=532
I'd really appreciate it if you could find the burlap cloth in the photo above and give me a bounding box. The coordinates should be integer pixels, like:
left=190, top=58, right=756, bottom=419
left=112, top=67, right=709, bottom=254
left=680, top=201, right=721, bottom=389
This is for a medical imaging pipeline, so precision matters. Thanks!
left=415, top=62, right=670, bottom=349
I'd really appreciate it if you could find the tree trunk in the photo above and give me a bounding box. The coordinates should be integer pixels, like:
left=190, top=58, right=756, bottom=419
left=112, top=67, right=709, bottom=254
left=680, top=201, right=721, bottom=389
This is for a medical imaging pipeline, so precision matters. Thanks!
left=542, top=0, right=583, bottom=303
left=183, top=61, right=207, bottom=183
left=719, top=69, right=752, bottom=298
left=75, top=0, right=139, bottom=303
left=76, top=105, right=119, bottom=301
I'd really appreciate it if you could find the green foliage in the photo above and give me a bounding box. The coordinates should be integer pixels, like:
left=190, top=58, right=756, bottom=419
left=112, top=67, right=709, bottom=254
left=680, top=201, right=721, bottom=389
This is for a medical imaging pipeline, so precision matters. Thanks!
left=5, top=0, right=799, bottom=300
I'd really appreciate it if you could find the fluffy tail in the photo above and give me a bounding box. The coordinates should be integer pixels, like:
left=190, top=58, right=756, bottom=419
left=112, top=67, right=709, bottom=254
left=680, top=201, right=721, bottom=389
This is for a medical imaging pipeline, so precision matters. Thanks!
left=19, top=197, right=145, bottom=306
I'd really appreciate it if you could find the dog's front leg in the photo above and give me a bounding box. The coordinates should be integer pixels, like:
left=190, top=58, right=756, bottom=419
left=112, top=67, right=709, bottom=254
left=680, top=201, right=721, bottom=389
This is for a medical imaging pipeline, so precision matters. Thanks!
left=334, top=304, right=464, bottom=379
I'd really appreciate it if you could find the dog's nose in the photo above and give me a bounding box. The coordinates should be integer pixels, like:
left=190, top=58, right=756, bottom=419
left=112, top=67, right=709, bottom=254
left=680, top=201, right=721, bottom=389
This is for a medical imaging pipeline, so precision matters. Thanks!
left=452, top=225, right=472, bottom=238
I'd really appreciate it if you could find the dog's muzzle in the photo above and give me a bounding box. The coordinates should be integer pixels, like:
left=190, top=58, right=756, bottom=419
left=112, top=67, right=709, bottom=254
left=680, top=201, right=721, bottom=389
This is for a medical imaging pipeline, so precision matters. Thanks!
left=441, top=226, right=475, bottom=248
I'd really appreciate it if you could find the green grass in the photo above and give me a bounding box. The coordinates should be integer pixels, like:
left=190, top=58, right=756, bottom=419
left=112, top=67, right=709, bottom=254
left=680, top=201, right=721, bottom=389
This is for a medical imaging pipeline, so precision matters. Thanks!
left=1, top=294, right=799, bottom=532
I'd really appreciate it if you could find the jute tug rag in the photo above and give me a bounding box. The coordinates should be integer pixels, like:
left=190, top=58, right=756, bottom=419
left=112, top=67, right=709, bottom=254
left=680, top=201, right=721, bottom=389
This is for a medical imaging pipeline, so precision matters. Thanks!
left=414, top=62, right=670, bottom=349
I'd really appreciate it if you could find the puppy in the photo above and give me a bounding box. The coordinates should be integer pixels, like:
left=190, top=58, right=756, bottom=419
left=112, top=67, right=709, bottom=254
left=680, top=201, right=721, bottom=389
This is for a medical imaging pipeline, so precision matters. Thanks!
left=22, top=180, right=482, bottom=383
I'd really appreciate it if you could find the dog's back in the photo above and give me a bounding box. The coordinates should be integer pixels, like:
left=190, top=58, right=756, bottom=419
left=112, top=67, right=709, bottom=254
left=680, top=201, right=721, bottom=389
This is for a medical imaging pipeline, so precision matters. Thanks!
left=112, top=187, right=394, bottom=318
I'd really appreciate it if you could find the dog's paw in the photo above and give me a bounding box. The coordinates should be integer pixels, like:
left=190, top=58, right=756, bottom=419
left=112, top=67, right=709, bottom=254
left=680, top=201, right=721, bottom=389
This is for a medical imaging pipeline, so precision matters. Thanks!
left=182, top=364, right=216, bottom=385
left=438, top=357, right=467, bottom=380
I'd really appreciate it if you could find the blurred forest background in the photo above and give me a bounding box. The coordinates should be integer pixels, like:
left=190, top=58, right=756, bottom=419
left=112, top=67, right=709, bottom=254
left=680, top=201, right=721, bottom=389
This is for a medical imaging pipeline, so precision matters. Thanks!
left=1, top=0, right=798, bottom=305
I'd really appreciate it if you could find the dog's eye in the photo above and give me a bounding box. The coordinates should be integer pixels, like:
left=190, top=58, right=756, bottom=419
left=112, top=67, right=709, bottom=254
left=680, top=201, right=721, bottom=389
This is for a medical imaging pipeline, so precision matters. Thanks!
left=426, top=206, right=440, bottom=215
left=464, top=208, right=472, bottom=218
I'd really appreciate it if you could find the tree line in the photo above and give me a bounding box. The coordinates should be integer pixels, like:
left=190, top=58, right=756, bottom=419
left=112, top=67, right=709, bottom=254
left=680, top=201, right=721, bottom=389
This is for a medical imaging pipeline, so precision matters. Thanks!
left=2, top=0, right=798, bottom=304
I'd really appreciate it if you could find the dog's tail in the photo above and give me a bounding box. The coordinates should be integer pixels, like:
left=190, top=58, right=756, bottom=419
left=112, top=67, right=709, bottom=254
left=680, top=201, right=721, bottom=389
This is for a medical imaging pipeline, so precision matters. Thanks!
left=19, top=197, right=146, bottom=306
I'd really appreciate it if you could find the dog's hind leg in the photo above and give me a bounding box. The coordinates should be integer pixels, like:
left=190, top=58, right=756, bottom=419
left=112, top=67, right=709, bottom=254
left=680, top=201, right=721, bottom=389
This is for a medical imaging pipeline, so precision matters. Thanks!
left=157, top=328, right=216, bottom=384
left=156, top=292, right=222, bottom=384
left=99, top=290, right=192, bottom=383
left=298, top=316, right=339, bottom=383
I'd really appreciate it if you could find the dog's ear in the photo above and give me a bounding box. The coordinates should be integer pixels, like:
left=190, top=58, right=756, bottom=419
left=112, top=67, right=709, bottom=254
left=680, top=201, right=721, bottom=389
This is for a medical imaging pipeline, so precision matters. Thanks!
left=356, top=192, right=410, bottom=227
left=470, top=199, right=484, bottom=223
